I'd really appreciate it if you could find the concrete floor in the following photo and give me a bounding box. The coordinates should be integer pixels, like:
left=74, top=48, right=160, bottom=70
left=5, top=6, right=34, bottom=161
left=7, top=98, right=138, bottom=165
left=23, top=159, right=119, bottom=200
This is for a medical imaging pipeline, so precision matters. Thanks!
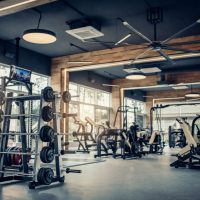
left=0, top=149, right=200, bottom=200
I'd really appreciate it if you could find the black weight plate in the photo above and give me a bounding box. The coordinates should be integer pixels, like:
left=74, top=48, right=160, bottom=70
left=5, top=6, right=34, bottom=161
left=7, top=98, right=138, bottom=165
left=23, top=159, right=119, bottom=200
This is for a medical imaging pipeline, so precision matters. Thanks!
left=39, top=125, right=55, bottom=142
left=41, top=106, right=54, bottom=122
left=0, top=109, right=4, bottom=122
left=40, top=146, right=54, bottom=163
left=37, top=168, right=45, bottom=184
left=0, top=91, right=5, bottom=105
left=43, top=168, right=54, bottom=185
left=62, top=91, right=71, bottom=103
left=43, top=87, right=54, bottom=102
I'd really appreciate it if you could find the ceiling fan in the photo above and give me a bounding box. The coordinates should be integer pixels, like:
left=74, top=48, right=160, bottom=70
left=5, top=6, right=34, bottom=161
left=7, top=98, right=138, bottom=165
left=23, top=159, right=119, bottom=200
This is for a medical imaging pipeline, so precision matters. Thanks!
left=117, top=7, right=200, bottom=65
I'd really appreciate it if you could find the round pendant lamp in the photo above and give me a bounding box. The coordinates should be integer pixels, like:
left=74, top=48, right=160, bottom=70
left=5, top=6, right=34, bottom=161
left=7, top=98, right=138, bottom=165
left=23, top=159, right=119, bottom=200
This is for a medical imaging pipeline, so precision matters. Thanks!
left=126, top=72, right=146, bottom=80
left=23, top=10, right=56, bottom=44
left=185, top=86, right=200, bottom=98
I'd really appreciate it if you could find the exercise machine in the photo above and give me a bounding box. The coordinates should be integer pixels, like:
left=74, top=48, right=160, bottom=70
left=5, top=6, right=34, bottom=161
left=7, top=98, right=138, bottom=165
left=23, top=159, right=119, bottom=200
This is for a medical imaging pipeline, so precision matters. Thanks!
left=170, top=117, right=200, bottom=169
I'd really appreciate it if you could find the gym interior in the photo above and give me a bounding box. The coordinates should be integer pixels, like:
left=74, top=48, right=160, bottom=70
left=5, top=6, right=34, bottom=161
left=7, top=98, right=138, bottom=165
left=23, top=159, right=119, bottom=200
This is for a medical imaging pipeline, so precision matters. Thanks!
left=0, top=0, right=200, bottom=199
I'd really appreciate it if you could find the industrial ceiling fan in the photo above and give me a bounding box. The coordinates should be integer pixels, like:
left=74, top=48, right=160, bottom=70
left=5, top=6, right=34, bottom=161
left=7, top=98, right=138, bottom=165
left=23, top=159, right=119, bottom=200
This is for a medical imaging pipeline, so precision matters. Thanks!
left=118, top=7, right=200, bottom=64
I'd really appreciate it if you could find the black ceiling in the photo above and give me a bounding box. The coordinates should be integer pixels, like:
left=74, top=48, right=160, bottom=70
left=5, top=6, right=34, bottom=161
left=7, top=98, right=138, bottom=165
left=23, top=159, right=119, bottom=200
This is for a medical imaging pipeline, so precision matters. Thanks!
left=0, top=0, right=200, bottom=57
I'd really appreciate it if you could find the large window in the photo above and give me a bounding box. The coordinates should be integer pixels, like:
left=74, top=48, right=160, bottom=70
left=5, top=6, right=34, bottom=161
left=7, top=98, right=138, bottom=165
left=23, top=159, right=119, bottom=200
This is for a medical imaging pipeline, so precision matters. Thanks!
left=68, top=82, right=111, bottom=139
left=124, top=97, right=146, bottom=128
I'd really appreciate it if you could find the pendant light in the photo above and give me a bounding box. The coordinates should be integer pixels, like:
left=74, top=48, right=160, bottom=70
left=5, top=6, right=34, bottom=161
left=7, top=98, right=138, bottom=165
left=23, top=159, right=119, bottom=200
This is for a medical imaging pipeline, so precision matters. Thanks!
left=126, top=72, right=146, bottom=80
left=185, top=86, right=200, bottom=98
left=23, top=10, right=56, bottom=44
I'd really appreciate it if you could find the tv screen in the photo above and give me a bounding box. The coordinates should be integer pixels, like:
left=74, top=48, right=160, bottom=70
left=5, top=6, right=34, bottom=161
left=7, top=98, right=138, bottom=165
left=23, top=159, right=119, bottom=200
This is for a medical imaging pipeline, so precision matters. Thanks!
left=9, top=65, right=32, bottom=83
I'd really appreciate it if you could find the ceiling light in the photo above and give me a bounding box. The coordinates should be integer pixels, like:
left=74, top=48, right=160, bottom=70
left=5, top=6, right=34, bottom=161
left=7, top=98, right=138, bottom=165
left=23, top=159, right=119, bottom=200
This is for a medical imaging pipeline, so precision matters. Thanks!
left=23, top=29, right=56, bottom=44
left=23, top=9, right=56, bottom=44
left=185, top=85, right=200, bottom=98
left=126, top=73, right=146, bottom=80
left=172, top=86, right=188, bottom=90
left=185, top=93, right=200, bottom=98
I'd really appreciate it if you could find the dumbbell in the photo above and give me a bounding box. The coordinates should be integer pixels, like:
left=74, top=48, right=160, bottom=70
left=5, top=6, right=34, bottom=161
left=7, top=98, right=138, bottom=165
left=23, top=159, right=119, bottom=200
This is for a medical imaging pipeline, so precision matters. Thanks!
left=41, top=105, right=77, bottom=122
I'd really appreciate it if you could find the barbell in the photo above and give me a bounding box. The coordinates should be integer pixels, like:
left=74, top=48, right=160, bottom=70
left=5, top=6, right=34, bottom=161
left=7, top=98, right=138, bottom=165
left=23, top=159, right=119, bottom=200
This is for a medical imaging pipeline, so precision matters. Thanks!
left=0, top=86, right=76, bottom=105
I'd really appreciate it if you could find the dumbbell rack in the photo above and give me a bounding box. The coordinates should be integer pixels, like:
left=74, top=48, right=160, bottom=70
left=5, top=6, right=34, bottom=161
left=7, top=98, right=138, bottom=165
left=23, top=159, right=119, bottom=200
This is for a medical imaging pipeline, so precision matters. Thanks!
left=29, top=90, right=65, bottom=189
left=0, top=88, right=64, bottom=188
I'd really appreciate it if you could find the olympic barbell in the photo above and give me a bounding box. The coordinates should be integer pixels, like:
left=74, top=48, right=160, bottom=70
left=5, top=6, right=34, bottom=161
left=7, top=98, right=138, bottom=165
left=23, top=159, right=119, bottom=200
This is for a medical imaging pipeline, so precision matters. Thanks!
left=0, top=86, right=78, bottom=105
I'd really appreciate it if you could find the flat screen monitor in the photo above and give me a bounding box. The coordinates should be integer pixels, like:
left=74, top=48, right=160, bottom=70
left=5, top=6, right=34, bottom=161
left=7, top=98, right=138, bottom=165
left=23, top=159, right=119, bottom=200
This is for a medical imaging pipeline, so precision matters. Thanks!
left=9, top=65, right=32, bottom=83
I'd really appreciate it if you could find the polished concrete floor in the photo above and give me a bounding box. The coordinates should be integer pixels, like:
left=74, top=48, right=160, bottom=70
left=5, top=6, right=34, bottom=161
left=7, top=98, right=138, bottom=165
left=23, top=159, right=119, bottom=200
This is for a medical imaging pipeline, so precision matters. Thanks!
left=1, top=148, right=200, bottom=200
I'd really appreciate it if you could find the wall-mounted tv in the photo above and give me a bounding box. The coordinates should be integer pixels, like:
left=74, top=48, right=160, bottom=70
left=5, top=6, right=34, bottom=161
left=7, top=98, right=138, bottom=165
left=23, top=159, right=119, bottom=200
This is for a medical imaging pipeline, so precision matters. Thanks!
left=9, top=65, right=32, bottom=83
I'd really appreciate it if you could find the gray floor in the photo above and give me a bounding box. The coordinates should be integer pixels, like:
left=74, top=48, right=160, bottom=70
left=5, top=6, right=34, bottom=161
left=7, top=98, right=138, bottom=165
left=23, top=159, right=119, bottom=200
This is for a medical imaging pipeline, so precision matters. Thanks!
left=1, top=148, right=200, bottom=200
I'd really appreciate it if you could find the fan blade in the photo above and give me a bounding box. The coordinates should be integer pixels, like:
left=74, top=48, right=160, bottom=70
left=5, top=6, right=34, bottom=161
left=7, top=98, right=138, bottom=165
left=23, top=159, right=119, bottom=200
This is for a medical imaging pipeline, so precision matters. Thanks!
left=161, top=19, right=200, bottom=44
left=82, top=40, right=131, bottom=46
left=130, top=47, right=153, bottom=64
left=162, top=45, right=200, bottom=54
left=157, top=50, right=175, bottom=65
left=119, top=18, right=152, bottom=43
left=115, top=33, right=132, bottom=46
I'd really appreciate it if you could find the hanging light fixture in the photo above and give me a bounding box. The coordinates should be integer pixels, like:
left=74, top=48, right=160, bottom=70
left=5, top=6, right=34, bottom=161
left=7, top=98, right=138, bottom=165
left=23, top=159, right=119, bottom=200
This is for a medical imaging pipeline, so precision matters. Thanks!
left=23, top=10, right=56, bottom=44
left=185, top=86, right=200, bottom=98
left=126, top=72, right=146, bottom=80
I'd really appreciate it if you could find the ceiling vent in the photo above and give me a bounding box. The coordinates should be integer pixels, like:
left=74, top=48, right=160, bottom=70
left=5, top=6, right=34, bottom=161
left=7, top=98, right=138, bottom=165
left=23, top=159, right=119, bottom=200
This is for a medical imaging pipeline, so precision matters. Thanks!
left=66, top=19, right=104, bottom=40
left=123, top=65, right=140, bottom=73
left=140, top=67, right=161, bottom=73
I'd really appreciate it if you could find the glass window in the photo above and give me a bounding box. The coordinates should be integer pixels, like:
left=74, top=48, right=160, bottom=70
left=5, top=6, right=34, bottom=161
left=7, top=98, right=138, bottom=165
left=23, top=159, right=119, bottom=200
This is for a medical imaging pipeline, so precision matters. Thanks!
left=95, top=109, right=109, bottom=125
left=68, top=82, right=112, bottom=141
left=79, top=104, right=94, bottom=121
left=69, top=83, right=79, bottom=101
left=97, top=91, right=110, bottom=107
left=79, top=86, right=95, bottom=104
left=31, top=73, right=49, bottom=94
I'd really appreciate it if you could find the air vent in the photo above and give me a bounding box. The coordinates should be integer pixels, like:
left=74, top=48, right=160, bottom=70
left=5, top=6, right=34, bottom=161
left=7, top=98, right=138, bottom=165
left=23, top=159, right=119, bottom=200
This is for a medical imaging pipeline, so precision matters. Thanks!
left=123, top=66, right=140, bottom=73
left=66, top=26, right=104, bottom=40
left=140, top=67, right=161, bottom=73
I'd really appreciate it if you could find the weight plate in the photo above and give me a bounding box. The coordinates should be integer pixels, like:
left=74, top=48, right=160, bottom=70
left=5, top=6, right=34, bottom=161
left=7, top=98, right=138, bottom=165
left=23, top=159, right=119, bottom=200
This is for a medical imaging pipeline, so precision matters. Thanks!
left=40, top=146, right=54, bottom=163
left=62, top=91, right=71, bottom=103
left=39, top=125, right=55, bottom=142
left=41, top=106, right=54, bottom=122
left=37, top=168, right=54, bottom=185
left=43, top=87, right=54, bottom=102
left=14, top=147, right=22, bottom=165
left=0, top=91, right=5, bottom=105
left=43, top=168, right=54, bottom=185
left=0, top=109, right=4, bottom=122
left=37, top=168, right=45, bottom=184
